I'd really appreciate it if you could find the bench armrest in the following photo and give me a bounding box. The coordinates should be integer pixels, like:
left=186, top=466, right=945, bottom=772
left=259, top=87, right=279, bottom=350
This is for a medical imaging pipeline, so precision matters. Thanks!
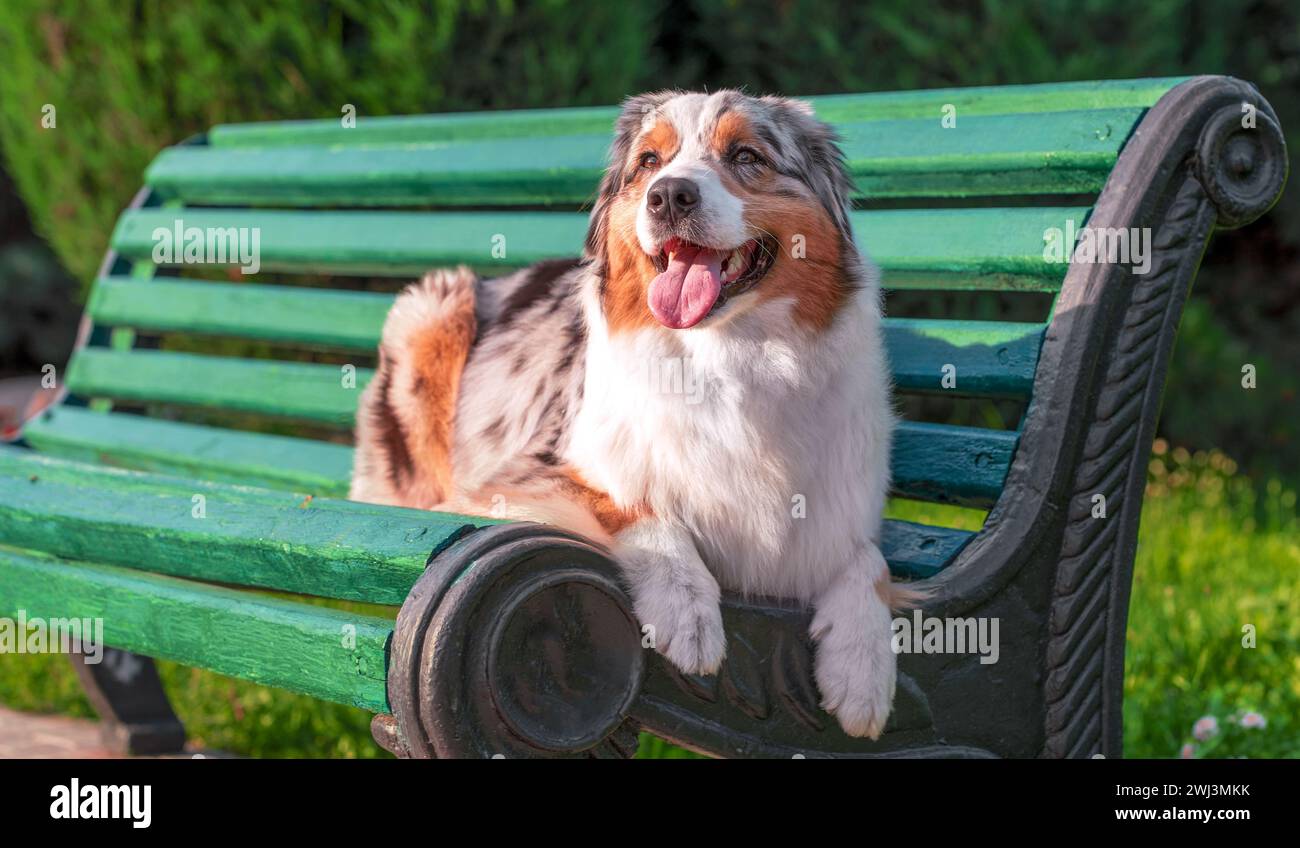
left=919, top=75, right=1287, bottom=757
left=381, top=523, right=644, bottom=758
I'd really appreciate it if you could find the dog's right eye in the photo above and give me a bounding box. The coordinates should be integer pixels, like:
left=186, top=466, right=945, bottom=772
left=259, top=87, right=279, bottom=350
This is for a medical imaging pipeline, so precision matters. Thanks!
left=638, top=152, right=660, bottom=170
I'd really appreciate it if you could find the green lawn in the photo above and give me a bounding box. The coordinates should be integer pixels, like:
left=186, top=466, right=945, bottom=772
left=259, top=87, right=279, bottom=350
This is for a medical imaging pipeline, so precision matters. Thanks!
left=1, top=442, right=1295, bottom=758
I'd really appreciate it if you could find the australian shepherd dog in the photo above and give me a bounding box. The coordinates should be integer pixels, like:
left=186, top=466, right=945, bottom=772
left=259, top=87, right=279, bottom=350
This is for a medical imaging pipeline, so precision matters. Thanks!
left=351, top=90, right=907, bottom=738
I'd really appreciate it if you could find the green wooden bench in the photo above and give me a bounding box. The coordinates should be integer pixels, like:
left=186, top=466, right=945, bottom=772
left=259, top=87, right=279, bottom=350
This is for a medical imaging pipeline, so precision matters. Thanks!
left=1, top=76, right=1285, bottom=758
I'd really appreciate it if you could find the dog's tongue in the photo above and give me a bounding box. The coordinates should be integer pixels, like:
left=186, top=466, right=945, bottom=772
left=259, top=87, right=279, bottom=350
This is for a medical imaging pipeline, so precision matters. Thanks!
left=648, top=243, right=722, bottom=329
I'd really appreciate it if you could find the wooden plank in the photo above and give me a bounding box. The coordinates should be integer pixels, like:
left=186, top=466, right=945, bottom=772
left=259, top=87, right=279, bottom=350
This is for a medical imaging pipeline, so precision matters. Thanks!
left=23, top=406, right=355, bottom=494
left=838, top=109, right=1140, bottom=198
left=65, top=348, right=370, bottom=426
left=110, top=206, right=1085, bottom=283
left=879, top=274, right=1061, bottom=293
left=20, top=411, right=983, bottom=576
left=207, top=78, right=1184, bottom=147
left=149, top=108, right=1143, bottom=205
left=879, top=520, right=974, bottom=579
left=89, top=277, right=395, bottom=351
left=88, top=277, right=1044, bottom=398
left=0, top=446, right=492, bottom=604
left=0, top=547, right=392, bottom=711
left=892, top=421, right=1019, bottom=508
left=807, top=77, right=1183, bottom=123
left=885, top=319, right=1044, bottom=397
left=150, top=133, right=610, bottom=208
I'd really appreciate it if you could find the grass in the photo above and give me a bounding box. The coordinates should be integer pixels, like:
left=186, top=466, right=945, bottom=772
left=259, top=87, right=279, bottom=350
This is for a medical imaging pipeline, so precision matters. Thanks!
left=1, top=442, right=1295, bottom=758
left=1123, top=442, right=1299, bottom=758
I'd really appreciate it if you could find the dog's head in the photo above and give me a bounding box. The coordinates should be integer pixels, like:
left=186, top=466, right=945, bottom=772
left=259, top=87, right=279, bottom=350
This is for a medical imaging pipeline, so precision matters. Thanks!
left=585, top=89, right=858, bottom=333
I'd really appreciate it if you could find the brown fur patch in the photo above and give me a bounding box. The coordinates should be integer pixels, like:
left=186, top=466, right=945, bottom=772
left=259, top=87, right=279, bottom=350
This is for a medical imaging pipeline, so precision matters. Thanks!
left=601, top=120, right=680, bottom=335
left=710, top=111, right=760, bottom=157
left=740, top=179, right=850, bottom=331
left=559, top=468, right=647, bottom=535
left=403, top=277, right=477, bottom=501
left=639, top=120, right=680, bottom=165
left=602, top=185, right=662, bottom=335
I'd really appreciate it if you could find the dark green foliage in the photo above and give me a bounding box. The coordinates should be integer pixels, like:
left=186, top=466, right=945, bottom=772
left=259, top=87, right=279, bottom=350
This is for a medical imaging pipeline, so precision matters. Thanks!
left=1163, top=299, right=1299, bottom=478
left=0, top=0, right=662, bottom=285
left=0, top=239, right=79, bottom=373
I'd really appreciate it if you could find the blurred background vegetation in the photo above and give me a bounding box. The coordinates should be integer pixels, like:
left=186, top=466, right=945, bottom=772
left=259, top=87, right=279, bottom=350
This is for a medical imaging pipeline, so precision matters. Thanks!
left=0, top=0, right=1296, bottom=474
left=0, top=0, right=1295, bottom=757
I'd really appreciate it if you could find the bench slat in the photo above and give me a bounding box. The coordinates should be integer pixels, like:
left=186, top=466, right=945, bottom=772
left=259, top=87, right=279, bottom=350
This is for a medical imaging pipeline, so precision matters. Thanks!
left=0, top=447, right=486, bottom=605
left=0, top=547, right=391, bottom=711
left=891, top=421, right=1018, bottom=506
left=886, top=318, right=1043, bottom=397
left=66, top=348, right=369, bottom=426
left=24, top=406, right=356, bottom=492
left=90, top=276, right=394, bottom=351
left=206, top=78, right=1184, bottom=148
left=111, top=206, right=1085, bottom=285
left=88, top=277, right=1044, bottom=398
left=149, top=108, right=1142, bottom=205
left=20, top=408, right=981, bottom=574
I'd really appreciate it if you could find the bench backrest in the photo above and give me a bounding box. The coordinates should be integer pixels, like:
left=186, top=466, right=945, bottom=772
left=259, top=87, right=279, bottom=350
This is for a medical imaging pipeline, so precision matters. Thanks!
left=25, top=78, right=1188, bottom=577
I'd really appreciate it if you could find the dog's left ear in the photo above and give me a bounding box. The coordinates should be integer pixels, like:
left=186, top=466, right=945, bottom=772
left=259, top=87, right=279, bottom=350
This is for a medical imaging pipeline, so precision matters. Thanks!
left=584, top=91, right=675, bottom=273
left=759, top=96, right=857, bottom=245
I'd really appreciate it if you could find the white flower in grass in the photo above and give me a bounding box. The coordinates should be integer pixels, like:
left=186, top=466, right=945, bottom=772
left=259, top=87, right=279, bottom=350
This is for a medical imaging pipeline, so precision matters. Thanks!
left=1180, top=743, right=1197, bottom=759
left=1239, top=711, right=1267, bottom=729
left=1192, top=716, right=1219, bottom=741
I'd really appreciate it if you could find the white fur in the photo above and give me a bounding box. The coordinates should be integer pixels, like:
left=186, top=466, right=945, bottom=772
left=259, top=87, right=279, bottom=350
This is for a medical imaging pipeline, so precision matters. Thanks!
left=569, top=261, right=897, bottom=737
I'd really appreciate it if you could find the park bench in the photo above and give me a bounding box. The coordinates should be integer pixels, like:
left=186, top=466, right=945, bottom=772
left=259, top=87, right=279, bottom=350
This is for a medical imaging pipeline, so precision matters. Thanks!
left=1, top=76, right=1285, bottom=758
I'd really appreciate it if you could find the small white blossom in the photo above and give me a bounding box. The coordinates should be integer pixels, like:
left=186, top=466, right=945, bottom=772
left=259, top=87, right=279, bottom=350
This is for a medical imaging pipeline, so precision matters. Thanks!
left=1239, top=711, right=1267, bottom=729
left=1192, top=716, right=1219, bottom=741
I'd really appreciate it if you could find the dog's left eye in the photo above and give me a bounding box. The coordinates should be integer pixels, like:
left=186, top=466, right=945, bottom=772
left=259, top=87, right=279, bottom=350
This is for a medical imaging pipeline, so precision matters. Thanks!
left=639, top=152, right=660, bottom=170
left=732, top=148, right=761, bottom=166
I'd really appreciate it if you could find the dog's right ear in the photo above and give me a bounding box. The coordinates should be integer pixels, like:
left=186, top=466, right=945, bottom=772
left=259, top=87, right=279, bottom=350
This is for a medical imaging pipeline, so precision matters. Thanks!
left=584, top=92, right=674, bottom=274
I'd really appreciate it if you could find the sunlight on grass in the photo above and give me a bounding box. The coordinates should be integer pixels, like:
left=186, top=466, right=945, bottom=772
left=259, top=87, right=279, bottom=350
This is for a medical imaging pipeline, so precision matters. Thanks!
left=1123, top=442, right=1299, bottom=758
left=885, top=498, right=988, bottom=531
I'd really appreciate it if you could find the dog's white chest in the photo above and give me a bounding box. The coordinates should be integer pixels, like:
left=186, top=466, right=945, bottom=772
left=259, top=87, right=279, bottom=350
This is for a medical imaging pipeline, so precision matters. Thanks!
left=571, top=326, right=821, bottom=578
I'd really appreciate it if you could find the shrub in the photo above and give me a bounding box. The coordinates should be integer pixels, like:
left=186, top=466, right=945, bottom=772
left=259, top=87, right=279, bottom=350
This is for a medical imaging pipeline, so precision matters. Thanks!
left=0, top=0, right=661, bottom=286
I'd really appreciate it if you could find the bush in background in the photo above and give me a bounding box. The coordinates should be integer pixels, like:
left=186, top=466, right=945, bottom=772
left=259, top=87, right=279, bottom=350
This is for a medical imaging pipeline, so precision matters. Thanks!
left=0, top=0, right=661, bottom=285
left=0, top=155, right=79, bottom=375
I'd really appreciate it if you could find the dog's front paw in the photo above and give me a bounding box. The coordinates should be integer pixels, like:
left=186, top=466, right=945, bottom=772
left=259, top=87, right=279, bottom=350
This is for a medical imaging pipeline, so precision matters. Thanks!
left=811, top=602, right=897, bottom=739
left=616, top=521, right=727, bottom=676
left=638, top=581, right=726, bottom=676
left=810, top=545, right=899, bottom=739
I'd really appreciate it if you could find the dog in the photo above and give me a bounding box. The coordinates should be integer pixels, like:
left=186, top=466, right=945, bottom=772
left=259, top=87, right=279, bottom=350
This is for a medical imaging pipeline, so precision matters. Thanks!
left=351, top=89, right=905, bottom=739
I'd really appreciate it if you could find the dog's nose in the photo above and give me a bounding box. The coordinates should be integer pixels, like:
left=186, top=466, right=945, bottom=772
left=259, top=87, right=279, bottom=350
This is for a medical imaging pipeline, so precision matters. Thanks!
left=647, top=178, right=700, bottom=223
